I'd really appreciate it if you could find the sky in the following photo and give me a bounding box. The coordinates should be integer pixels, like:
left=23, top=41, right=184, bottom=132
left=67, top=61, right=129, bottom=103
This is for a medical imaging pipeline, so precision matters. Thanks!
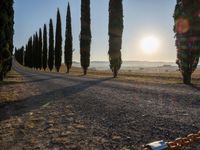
left=14, top=0, right=177, bottom=62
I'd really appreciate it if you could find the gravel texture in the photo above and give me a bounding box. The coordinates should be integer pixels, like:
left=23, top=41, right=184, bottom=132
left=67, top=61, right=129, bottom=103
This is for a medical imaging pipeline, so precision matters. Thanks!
left=0, top=62, right=200, bottom=150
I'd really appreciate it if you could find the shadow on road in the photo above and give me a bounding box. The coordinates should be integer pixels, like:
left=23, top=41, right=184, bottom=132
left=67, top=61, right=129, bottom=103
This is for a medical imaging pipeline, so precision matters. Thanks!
left=189, top=84, right=200, bottom=91
left=0, top=77, right=112, bottom=121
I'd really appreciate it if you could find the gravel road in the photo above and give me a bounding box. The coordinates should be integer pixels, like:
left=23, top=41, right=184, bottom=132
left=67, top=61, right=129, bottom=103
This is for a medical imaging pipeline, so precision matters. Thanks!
left=0, top=62, right=200, bottom=150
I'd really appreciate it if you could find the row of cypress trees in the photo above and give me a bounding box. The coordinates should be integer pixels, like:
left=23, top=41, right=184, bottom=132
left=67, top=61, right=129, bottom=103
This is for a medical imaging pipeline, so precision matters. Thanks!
left=0, top=0, right=14, bottom=81
left=15, top=3, right=73, bottom=73
left=15, top=0, right=124, bottom=77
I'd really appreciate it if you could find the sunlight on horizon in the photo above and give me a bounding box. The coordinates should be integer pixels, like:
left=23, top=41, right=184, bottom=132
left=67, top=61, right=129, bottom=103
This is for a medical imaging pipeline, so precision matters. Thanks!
left=140, top=35, right=160, bottom=54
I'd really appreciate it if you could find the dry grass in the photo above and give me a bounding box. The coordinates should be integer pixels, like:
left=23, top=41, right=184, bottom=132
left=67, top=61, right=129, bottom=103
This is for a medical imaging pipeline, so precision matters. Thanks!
left=32, top=64, right=200, bottom=85
left=0, top=70, right=39, bottom=104
left=0, top=70, right=23, bottom=103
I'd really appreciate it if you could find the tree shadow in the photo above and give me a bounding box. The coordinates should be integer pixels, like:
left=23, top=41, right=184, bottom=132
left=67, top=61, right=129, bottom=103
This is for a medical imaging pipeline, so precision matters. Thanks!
left=0, top=77, right=112, bottom=121
left=0, top=76, right=59, bottom=86
left=189, top=84, right=200, bottom=91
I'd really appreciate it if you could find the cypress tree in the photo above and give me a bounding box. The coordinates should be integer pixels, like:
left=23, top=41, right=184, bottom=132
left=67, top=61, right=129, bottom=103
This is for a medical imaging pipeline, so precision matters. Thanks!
left=24, top=44, right=28, bottom=66
left=48, top=19, right=54, bottom=71
left=174, top=0, right=200, bottom=84
left=29, top=37, right=33, bottom=68
left=38, top=28, right=43, bottom=70
left=6, top=0, right=14, bottom=71
left=0, top=0, right=14, bottom=81
left=15, top=46, right=24, bottom=65
left=43, top=24, right=48, bottom=70
left=32, top=34, right=36, bottom=69
left=80, top=0, right=91, bottom=75
left=55, top=9, right=62, bottom=72
left=108, top=0, right=124, bottom=78
left=65, top=3, right=73, bottom=73
left=35, top=32, right=39, bottom=69
left=27, top=37, right=33, bottom=68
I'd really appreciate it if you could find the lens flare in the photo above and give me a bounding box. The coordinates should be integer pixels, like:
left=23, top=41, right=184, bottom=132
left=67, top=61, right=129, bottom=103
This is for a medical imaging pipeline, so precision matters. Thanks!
left=176, top=18, right=190, bottom=34
left=140, top=35, right=160, bottom=54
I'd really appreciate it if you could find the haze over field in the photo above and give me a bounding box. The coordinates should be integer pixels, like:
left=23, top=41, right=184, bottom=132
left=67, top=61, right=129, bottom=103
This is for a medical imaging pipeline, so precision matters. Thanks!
left=14, top=0, right=177, bottom=62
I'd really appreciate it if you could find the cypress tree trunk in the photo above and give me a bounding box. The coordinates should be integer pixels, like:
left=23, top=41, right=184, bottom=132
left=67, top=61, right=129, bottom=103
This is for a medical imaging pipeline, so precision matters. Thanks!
left=43, top=24, right=47, bottom=70
left=80, top=0, right=91, bottom=75
left=48, top=19, right=54, bottom=71
left=108, top=0, right=124, bottom=78
left=65, top=3, right=73, bottom=74
left=174, top=0, right=200, bottom=84
left=38, top=28, right=43, bottom=70
left=55, top=9, right=62, bottom=72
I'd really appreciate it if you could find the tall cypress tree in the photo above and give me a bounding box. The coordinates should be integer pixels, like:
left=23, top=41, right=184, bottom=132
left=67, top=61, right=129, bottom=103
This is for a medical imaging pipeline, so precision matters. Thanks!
left=33, top=34, right=37, bottom=69
left=38, top=28, right=43, bottom=70
left=174, top=0, right=200, bottom=84
left=15, top=46, right=24, bottom=65
left=24, top=44, right=28, bottom=66
left=28, top=37, right=33, bottom=68
left=43, top=24, right=47, bottom=70
left=108, top=0, right=124, bottom=78
left=80, top=0, right=91, bottom=75
left=0, top=0, right=14, bottom=81
left=6, top=0, right=14, bottom=71
left=65, top=3, right=73, bottom=73
left=55, top=9, right=62, bottom=72
left=48, top=19, right=54, bottom=71
left=35, top=32, right=39, bottom=69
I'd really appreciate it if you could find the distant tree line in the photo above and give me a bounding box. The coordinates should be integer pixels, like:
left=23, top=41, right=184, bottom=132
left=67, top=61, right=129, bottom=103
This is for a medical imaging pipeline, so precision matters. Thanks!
left=0, top=0, right=14, bottom=81
left=15, top=46, right=24, bottom=65
left=15, top=0, right=124, bottom=78
left=174, top=0, right=200, bottom=84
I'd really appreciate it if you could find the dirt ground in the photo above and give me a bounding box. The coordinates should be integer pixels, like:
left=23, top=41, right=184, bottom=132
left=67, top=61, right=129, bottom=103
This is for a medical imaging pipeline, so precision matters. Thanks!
left=0, top=63, right=200, bottom=150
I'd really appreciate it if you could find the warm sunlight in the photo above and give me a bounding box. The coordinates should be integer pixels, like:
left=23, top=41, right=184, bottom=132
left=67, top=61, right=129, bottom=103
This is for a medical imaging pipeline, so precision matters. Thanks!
left=140, top=35, right=160, bottom=54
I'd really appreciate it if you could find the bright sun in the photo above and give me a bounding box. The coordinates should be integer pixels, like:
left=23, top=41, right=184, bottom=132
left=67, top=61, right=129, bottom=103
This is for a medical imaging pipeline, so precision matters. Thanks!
left=140, top=35, right=160, bottom=54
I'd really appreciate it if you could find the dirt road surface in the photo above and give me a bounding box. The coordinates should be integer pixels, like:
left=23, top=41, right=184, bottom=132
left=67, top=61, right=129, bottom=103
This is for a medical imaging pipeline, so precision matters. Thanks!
left=0, top=62, right=200, bottom=150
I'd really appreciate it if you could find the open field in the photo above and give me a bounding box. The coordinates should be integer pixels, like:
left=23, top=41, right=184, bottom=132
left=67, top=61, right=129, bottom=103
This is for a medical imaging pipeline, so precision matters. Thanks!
left=28, top=63, right=200, bottom=85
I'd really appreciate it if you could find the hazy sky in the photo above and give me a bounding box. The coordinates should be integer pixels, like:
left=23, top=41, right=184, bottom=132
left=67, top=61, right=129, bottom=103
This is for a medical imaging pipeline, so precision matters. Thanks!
left=14, top=0, right=177, bottom=62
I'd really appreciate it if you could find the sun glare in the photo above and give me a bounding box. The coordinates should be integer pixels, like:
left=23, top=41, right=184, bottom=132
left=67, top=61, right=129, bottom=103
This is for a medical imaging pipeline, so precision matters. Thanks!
left=140, top=35, right=160, bottom=54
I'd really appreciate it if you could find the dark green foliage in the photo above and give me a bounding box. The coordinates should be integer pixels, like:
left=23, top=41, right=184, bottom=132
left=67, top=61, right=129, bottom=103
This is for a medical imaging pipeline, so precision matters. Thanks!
left=38, top=28, right=43, bottom=70
left=65, top=3, right=73, bottom=73
left=28, top=37, right=34, bottom=68
left=108, top=0, right=123, bottom=78
left=15, top=46, right=24, bottom=65
left=24, top=37, right=33, bottom=68
left=48, top=19, right=54, bottom=71
left=24, top=44, right=28, bottom=66
left=43, top=24, right=48, bottom=70
left=36, top=32, right=39, bottom=69
left=32, top=34, right=37, bottom=69
left=34, top=32, right=39, bottom=69
left=0, top=0, right=14, bottom=81
left=28, top=37, right=33, bottom=68
left=174, top=0, right=200, bottom=84
left=80, top=0, right=91, bottom=75
left=55, top=9, right=62, bottom=72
